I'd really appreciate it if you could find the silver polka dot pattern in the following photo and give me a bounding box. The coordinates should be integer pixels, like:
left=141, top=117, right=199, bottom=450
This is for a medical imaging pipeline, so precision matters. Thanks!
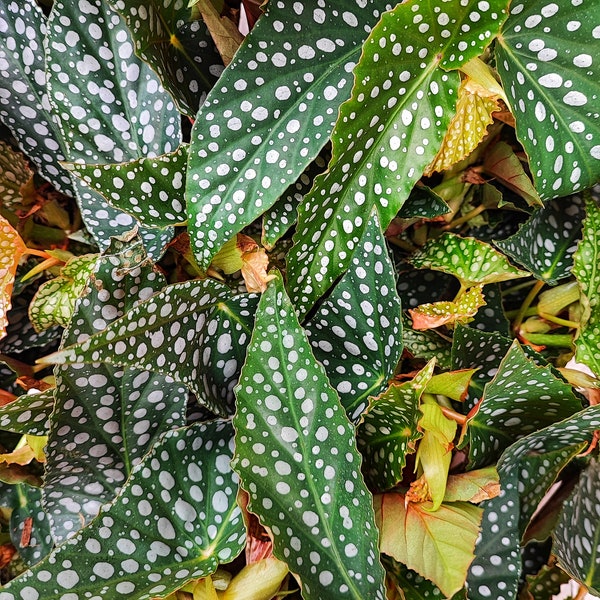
left=187, top=0, right=392, bottom=270
left=43, top=235, right=188, bottom=544
left=45, top=0, right=182, bottom=257
left=306, top=212, right=403, bottom=423
left=0, top=389, right=53, bottom=436
left=0, top=421, right=246, bottom=600
left=496, top=0, right=600, bottom=199
left=233, top=272, right=387, bottom=599
left=0, top=0, right=74, bottom=195
left=467, top=406, right=600, bottom=600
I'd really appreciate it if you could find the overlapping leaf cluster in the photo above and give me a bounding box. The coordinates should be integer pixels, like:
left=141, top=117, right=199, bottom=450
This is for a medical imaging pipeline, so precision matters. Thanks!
left=1, top=0, right=600, bottom=598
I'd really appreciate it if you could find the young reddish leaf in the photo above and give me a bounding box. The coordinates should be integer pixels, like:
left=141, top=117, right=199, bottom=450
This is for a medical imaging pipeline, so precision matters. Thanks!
left=0, top=215, right=28, bottom=341
left=409, top=285, right=486, bottom=330
left=375, top=492, right=482, bottom=598
left=443, top=467, right=500, bottom=503
left=411, top=233, right=530, bottom=288
left=483, top=141, right=543, bottom=207
left=425, top=77, right=502, bottom=176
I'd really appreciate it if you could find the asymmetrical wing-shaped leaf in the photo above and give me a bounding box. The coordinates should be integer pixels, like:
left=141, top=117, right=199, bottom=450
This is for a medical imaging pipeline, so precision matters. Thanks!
left=0, top=390, right=53, bottom=436
left=28, top=254, right=98, bottom=332
left=44, top=280, right=257, bottom=416
left=187, top=0, right=392, bottom=269
left=573, top=190, right=600, bottom=378
left=357, top=360, right=435, bottom=491
left=409, top=285, right=486, bottom=330
left=411, top=233, right=530, bottom=288
left=496, top=0, right=600, bottom=199
left=465, top=340, right=582, bottom=468
left=233, top=272, right=386, bottom=600
left=0, top=141, right=32, bottom=208
left=45, top=0, right=181, bottom=256
left=109, top=0, right=224, bottom=117
left=0, top=421, right=246, bottom=600
left=495, top=191, right=585, bottom=284
left=467, top=406, right=600, bottom=600
left=64, top=145, right=189, bottom=227
left=0, top=215, right=27, bottom=340
left=396, top=184, right=451, bottom=221
left=43, top=235, right=188, bottom=543
left=0, top=0, right=73, bottom=195
left=306, top=212, right=403, bottom=422
left=375, top=493, right=482, bottom=598
left=425, top=78, right=502, bottom=176
left=553, top=458, right=600, bottom=593
left=288, top=0, right=508, bottom=316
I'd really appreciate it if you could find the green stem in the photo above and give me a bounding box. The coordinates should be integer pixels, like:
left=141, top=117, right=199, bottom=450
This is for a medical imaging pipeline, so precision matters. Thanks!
left=538, top=312, right=579, bottom=329
left=512, top=280, right=545, bottom=332
left=442, top=204, right=487, bottom=230
left=520, top=333, right=573, bottom=348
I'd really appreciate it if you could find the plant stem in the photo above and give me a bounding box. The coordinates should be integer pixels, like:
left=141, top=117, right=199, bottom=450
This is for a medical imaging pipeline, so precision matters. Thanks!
left=512, top=279, right=545, bottom=332
left=538, top=312, right=579, bottom=329
left=442, top=204, right=487, bottom=230
left=439, top=405, right=467, bottom=426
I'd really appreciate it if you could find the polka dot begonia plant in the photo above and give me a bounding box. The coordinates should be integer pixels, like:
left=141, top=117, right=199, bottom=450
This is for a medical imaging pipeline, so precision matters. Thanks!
left=1, top=0, right=600, bottom=597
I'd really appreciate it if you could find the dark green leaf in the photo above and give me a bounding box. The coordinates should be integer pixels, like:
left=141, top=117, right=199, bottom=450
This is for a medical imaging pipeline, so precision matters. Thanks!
left=553, top=458, right=600, bottom=594
left=523, top=560, right=570, bottom=600
left=109, top=0, right=223, bottom=117
left=9, top=485, right=53, bottom=566
left=397, top=269, right=458, bottom=310
left=233, top=272, right=386, bottom=599
left=43, top=235, right=188, bottom=543
left=397, top=184, right=451, bottom=220
left=287, top=0, right=467, bottom=316
left=0, top=421, right=245, bottom=600
left=306, top=212, right=403, bottom=422
left=46, top=0, right=182, bottom=256
left=44, top=280, right=258, bottom=416
left=467, top=406, right=600, bottom=600
left=262, top=152, right=329, bottom=250
left=468, top=284, right=510, bottom=336
left=0, top=390, right=53, bottom=436
left=187, top=0, right=391, bottom=269
left=495, top=191, right=586, bottom=284
left=402, top=318, right=453, bottom=370
left=357, top=360, right=434, bottom=491
left=0, top=141, right=32, bottom=208
left=465, top=340, right=583, bottom=468
left=496, top=0, right=600, bottom=199
left=0, top=1, right=74, bottom=195
left=65, top=145, right=189, bottom=227
left=573, top=188, right=600, bottom=378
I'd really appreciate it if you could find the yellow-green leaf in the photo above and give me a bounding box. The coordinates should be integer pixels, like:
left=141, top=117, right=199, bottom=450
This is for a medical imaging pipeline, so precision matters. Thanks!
left=375, top=492, right=482, bottom=598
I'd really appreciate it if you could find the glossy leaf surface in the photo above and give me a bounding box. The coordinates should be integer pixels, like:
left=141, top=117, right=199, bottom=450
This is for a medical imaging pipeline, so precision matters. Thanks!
left=45, top=0, right=181, bottom=256
left=43, top=235, right=188, bottom=543
left=0, top=390, right=53, bottom=436
left=573, top=190, right=600, bottom=377
left=45, top=280, right=257, bottom=416
left=110, top=0, right=224, bottom=117
left=233, top=272, right=386, bottom=599
left=553, top=458, right=600, bottom=593
left=0, top=141, right=32, bottom=208
left=496, top=0, right=600, bottom=199
left=465, top=340, right=582, bottom=468
left=495, top=191, right=585, bottom=284
left=357, top=360, right=435, bottom=492
left=306, top=212, right=403, bottom=422
left=0, top=0, right=73, bottom=195
left=467, top=406, right=600, bottom=600
left=0, top=421, right=246, bottom=600
left=65, top=145, right=189, bottom=227
left=187, top=0, right=391, bottom=269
